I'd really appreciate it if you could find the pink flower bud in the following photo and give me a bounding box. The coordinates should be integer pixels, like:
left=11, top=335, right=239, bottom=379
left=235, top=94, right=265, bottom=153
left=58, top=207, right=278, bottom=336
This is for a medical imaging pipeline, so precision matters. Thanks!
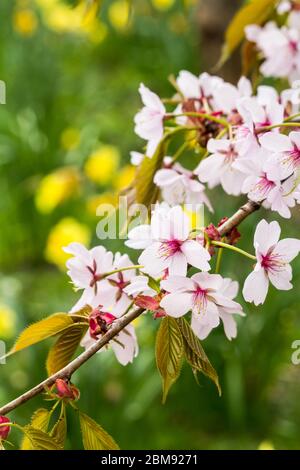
left=89, top=307, right=116, bottom=339
left=55, top=379, right=80, bottom=400
left=0, top=416, right=11, bottom=440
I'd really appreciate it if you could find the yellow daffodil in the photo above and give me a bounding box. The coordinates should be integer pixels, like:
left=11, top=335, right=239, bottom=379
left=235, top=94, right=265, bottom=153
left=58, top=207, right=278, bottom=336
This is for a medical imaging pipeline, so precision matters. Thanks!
left=151, top=0, right=175, bottom=11
left=45, top=217, right=91, bottom=269
left=114, top=164, right=135, bottom=191
left=84, top=145, right=120, bottom=185
left=13, top=8, right=38, bottom=36
left=108, top=0, right=130, bottom=32
left=0, top=303, right=16, bottom=339
left=60, top=127, right=81, bottom=151
left=35, top=167, right=80, bottom=214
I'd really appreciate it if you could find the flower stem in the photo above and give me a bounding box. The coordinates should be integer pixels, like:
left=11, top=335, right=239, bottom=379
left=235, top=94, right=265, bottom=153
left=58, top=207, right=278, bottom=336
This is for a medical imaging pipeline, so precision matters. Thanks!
left=256, top=122, right=300, bottom=133
left=211, top=241, right=256, bottom=261
left=103, top=265, right=144, bottom=278
left=171, top=112, right=229, bottom=128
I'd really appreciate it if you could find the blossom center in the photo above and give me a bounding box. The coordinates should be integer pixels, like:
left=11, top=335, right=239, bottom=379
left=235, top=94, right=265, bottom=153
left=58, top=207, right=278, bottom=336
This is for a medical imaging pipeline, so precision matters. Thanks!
left=260, top=251, right=285, bottom=273
left=192, top=286, right=208, bottom=314
left=286, top=144, right=300, bottom=168
left=254, top=173, right=275, bottom=198
left=159, top=239, right=182, bottom=259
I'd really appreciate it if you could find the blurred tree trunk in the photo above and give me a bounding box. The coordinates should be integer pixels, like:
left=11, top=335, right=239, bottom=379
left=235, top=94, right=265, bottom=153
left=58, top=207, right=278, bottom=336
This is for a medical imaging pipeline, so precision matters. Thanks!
left=196, top=0, right=242, bottom=82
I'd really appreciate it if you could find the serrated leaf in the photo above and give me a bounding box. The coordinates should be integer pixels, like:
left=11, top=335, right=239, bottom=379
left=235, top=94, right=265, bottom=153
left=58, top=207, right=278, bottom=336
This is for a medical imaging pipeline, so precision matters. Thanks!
left=219, top=0, right=276, bottom=66
left=71, top=304, right=92, bottom=321
left=135, top=140, right=167, bottom=207
left=22, top=426, right=62, bottom=450
left=46, top=323, right=88, bottom=376
left=21, top=408, right=51, bottom=450
left=79, top=412, right=119, bottom=450
left=155, top=316, right=184, bottom=404
left=176, top=317, right=221, bottom=396
left=50, top=405, right=67, bottom=449
left=11, top=313, right=74, bottom=353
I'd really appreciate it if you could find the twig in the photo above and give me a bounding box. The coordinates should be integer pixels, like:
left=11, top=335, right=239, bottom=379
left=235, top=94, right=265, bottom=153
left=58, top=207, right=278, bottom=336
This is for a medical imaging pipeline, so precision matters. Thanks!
left=217, top=200, right=261, bottom=236
left=0, top=308, right=144, bottom=416
left=0, top=201, right=261, bottom=417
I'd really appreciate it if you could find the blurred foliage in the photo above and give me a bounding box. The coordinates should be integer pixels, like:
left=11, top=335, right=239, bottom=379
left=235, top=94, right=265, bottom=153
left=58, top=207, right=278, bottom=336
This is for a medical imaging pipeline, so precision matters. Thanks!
left=0, top=0, right=300, bottom=450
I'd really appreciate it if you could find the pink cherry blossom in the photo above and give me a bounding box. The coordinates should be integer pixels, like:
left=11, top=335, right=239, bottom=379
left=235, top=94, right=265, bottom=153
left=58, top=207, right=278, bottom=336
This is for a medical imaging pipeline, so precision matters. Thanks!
left=64, top=242, right=115, bottom=311
left=154, top=158, right=213, bottom=209
left=245, top=22, right=300, bottom=84
left=134, top=83, right=166, bottom=157
left=126, top=204, right=211, bottom=277
left=195, top=138, right=246, bottom=196
left=237, top=152, right=297, bottom=218
left=243, top=219, right=300, bottom=305
left=123, top=275, right=157, bottom=297
left=80, top=306, right=139, bottom=366
left=130, top=151, right=144, bottom=166
left=260, top=130, right=300, bottom=176
left=160, top=273, right=244, bottom=340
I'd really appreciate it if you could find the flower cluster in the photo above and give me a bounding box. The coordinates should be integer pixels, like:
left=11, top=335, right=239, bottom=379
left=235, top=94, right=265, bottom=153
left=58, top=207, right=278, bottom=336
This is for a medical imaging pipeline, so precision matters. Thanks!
left=245, top=2, right=300, bottom=84
left=65, top=43, right=300, bottom=366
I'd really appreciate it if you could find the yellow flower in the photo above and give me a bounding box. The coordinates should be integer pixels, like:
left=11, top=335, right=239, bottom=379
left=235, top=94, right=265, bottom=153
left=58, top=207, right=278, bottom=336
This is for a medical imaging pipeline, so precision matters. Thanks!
left=86, top=192, right=117, bottom=216
left=45, top=217, right=91, bottom=269
left=114, top=165, right=135, bottom=191
left=84, top=145, right=120, bottom=185
left=35, top=167, right=80, bottom=214
left=151, top=0, right=175, bottom=11
left=108, top=0, right=130, bottom=31
left=258, top=440, right=274, bottom=450
left=0, top=303, right=16, bottom=339
left=13, top=8, right=38, bottom=36
left=60, top=127, right=81, bottom=151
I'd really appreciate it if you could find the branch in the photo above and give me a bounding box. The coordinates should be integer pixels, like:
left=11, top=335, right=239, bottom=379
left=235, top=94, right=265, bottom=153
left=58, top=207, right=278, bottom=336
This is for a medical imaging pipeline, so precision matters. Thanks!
left=218, top=199, right=260, bottom=236
left=0, top=200, right=261, bottom=417
left=0, top=307, right=144, bottom=416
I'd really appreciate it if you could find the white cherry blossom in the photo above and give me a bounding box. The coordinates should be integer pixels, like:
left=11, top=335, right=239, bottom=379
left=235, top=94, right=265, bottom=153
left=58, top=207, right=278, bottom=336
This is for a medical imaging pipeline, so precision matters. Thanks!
left=243, top=219, right=300, bottom=305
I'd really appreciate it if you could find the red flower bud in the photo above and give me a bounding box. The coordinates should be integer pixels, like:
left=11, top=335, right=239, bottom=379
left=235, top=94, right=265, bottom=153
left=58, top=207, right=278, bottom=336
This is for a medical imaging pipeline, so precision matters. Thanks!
left=55, top=379, right=80, bottom=400
left=0, top=416, right=11, bottom=440
left=135, top=294, right=166, bottom=318
left=89, top=307, right=116, bottom=339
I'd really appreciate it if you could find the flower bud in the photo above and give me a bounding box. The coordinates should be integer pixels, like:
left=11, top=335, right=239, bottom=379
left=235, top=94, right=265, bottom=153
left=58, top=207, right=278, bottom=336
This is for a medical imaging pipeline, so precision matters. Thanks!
left=55, top=379, right=80, bottom=400
left=89, top=307, right=116, bottom=339
left=0, top=416, right=11, bottom=440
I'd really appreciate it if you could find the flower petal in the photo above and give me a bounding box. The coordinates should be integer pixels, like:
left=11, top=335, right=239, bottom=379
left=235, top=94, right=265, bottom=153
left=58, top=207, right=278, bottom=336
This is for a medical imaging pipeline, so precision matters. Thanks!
left=160, top=292, right=193, bottom=317
left=242, top=268, right=269, bottom=305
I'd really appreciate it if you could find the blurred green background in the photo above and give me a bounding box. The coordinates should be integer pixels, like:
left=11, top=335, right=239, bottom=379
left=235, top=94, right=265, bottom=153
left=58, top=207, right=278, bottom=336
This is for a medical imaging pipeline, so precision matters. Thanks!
left=0, top=0, right=300, bottom=450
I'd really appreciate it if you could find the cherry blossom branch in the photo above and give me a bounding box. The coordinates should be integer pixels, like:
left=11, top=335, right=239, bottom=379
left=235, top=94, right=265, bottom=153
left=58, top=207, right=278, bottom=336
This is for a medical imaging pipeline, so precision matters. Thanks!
left=217, top=200, right=261, bottom=236
left=0, top=307, right=144, bottom=417
left=0, top=201, right=261, bottom=418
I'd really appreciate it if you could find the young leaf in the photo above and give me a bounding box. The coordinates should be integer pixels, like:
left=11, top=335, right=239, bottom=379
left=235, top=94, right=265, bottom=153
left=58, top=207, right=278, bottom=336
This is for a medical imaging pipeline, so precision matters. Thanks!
left=46, top=323, right=88, bottom=376
left=50, top=404, right=67, bottom=449
left=176, top=317, right=221, bottom=396
left=219, top=0, right=276, bottom=66
left=11, top=313, right=74, bottom=353
left=134, top=139, right=167, bottom=207
left=155, top=316, right=184, bottom=404
left=71, top=304, right=92, bottom=321
left=22, top=426, right=62, bottom=450
left=79, top=412, right=119, bottom=450
left=21, top=408, right=51, bottom=450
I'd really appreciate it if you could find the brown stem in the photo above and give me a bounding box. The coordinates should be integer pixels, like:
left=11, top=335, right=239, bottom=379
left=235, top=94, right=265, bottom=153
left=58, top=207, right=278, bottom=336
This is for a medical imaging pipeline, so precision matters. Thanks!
left=0, top=308, right=144, bottom=416
left=217, top=200, right=261, bottom=236
left=0, top=201, right=261, bottom=417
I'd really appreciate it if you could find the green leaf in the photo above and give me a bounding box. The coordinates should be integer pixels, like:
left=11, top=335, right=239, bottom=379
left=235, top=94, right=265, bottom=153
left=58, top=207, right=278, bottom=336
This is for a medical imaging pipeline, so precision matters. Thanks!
left=79, top=412, right=119, bottom=450
left=135, top=140, right=167, bottom=207
left=46, top=323, right=88, bottom=376
left=22, top=426, right=62, bottom=450
left=11, top=313, right=74, bottom=353
left=21, top=408, right=51, bottom=450
left=176, top=317, right=221, bottom=396
left=219, top=0, right=276, bottom=65
left=50, top=405, right=67, bottom=449
left=155, top=316, right=184, bottom=404
left=70, top=304, right=92, bottom=321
